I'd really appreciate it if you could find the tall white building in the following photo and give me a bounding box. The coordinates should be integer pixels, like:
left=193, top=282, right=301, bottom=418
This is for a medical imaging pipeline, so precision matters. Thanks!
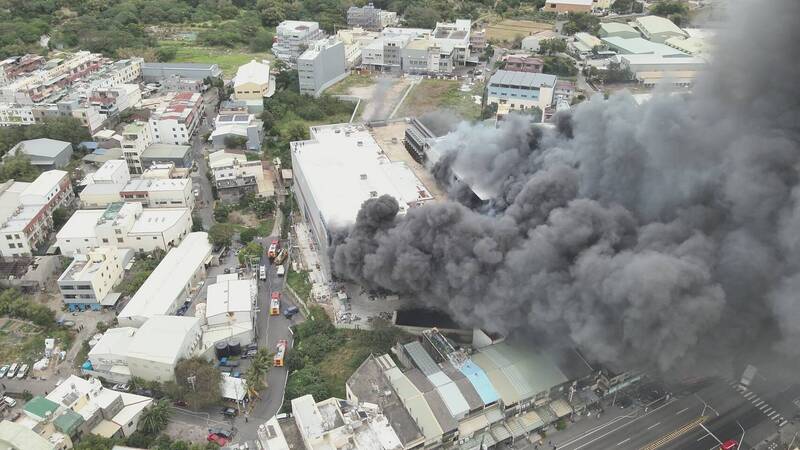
left=291, top=124, right=433, bottom=278
left=55, top=202, right=192, bottom=256
left=273, top=21, right=325, bottom=65
left=143, top=92, right=204, bottom=146
left=58, top=247, right=125, bottom=312
left=298, top=37, right=347, bottom=97
left=121, top=121, right=153, bottom=174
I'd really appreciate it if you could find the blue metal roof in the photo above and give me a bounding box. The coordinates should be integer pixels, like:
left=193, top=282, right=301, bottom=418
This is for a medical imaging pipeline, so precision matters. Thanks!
left=460, top=359, right=500, bottom=405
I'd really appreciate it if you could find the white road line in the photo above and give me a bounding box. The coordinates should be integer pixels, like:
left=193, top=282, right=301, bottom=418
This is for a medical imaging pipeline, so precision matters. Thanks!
left=617, top=438, right=631, bottom=446
left=754, top=400, right=765, bottom=407
left=761, top=406, right=772, bottom=413
left=744, top=392, right=757, bottom=399
left=697, top=433, right=711, bottom=442
left=647, top=422, right=661, bottom=430
left=769, top=412, right=779, bottom=419
left=568, top=399, right=678, bottom=450
left=676, top=407, right=689, bottom=415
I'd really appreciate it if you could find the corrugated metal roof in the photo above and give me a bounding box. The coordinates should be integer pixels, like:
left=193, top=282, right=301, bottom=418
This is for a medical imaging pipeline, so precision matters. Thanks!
left=519, top=410, right=545, bottom=432
left=490, top=423, right=511, bottom=442
left=550, top=399, right=573, bottom=418
left=489, top=70, right=557, bottom=88
left=428, top=371, right=450, bottom=387
left=423, top=391, right=458, bottom=433
left=404, top=342, right=440, bottom=376
left=436, top=382, right=470, bottom=418
left=458, top=413, right=489, bottom=437
left=459, top=360, right=500, bottom=405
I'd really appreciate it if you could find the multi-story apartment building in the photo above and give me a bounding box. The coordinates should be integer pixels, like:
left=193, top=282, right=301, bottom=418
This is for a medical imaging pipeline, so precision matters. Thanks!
left=336, top=28, right=380, bottom=68
left=486, top=70, right=557, bottom=112
left=502, top=55, right=544, bottom=73
left=0, top=170, right=74, bottom=257
left=0, top=51, right=103, bottom=104
left=209, top=112, right=264, bottom=151
left=0, top=102, right=35, bottom=126
left=272, top=21, right=325, bottom=65
left=298, top=37, right=347, bottom=97
left=346, top=3, right=398, bottom=31
left=56, top=201, right=192, bottom=256
left=58, top=246, right=125, bottom=311
left=88, top=84, right=142, bottom=118
left=121, top=121, right=154, bottom=174
left=144, top=92, right=204, bottom=146
left=0, top=54, right=45, bottom=86
left=362, top=28, right=428, bottom=71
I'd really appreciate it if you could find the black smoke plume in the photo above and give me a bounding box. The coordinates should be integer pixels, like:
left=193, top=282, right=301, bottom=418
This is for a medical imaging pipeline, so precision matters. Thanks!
left=332, top=0, right=800, bottom=375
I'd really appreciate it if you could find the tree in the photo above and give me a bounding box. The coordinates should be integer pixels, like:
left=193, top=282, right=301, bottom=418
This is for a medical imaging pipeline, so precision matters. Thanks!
left=543, top=55, right=578, bottom=77
left=174, top=357, right=222, bottom=409
left=562, top=12, right=600, bottom=35
left=0, top=154, right=40, bottom=182
left=52, top=207, right=70, bottom=231
left=538, top=38, right=567, bottom=56
left=139, top=399, right=172, bottom=434
left=245, top=348, right=273, bottom=398
left=208, top=223, right=235, bottom=247
left=403, top=5, right=442, bottom=29
left=238, top=241, right=264, bottom=264
left=249, top=29, right=274, bottom=52
left=191, top=213, right=204, bottom=232
left=156, top=46, right=177, bottom=62
left=72, top=434, right=124, bottom=450
left=285, top=121, right=308, bottom=142
left=214, top=203, right=230, bottom=222
left=650, top=1, right=688, bottom=18
left=610, top=0, right=643, bottom=13
left=240, top=227, right=258, bottom=243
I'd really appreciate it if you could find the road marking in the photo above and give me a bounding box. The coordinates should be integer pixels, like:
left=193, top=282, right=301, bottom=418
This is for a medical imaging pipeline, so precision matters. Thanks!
left=761, top=405, right=772, bottom=412
left=697, top=433, right=711, bottom=442
left=744, top=392, right=757, bottom=399
left=676, top=407, right=689, bottom=415
left=768, top=412, right=779, bottom=419
left=754, top=400, right=764, bottom=407
left=617, top=438, right=631, bottom=446
left=565, top=399, right=678, bottom=450
left=639, top=416, right=708, bottom=450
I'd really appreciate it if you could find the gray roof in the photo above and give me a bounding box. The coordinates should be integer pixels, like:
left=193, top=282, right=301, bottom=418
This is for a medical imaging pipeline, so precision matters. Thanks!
left=441, top=361, right=484, bottom=410
left=10, top=138, right=71, bottom=158
left=489, top=70, right=557, bottom=88
left=141, top=143, right=191, bottom=159
left=142, top=62, right=219, bottom=70
left=423, top=391, right=458, bottom=433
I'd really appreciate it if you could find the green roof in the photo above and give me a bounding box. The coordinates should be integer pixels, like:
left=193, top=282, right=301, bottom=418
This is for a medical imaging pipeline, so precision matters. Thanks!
left=53, top=409, right=84, bottom=435
left=23, top=396, right=59, bottom=419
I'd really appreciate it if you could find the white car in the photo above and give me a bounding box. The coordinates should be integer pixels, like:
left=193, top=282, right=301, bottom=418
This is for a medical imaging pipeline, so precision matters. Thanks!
left=16, top=364, right=28, bottom=379
left=0, top=365, right=8, bottom=378
left=3, top=396, right=16, bottom=407
left=6, top=363, right=17, bottom=378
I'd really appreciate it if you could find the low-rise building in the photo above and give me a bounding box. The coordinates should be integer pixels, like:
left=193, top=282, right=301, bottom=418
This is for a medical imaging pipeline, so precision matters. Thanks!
left=0, top=419, right=62, bottom=450
left=502, top=55, right=544, bottom=73
left=141, top=143, right=193, bottom=169
left=618, top=54, right=706, bottom=86
left=0, top=102, right=35, bottom=126
left=544, top=0, right=593, bottom=14
left=0, top=170, right=74, bottom=257
left=200, top=277, right=256, bottom=358
left=521, top=30, right=560, bottom=53
left=347, top=3, right=398, bottom=31
left=58, top=247, right=125, bottom=311
left=634, top=15, right=687, bottom=43
left=141, top=62, right=221, bottom=82
left=126, top=315, right=202, bottom=381
left=144, top=92, right=204, bottom=146
left=486, top=70, right=557, bottom=112
left=598, top=22, right=641, bottom=39
left=117, top=231, right=211, bottom=327
left=601, top=36, right=689, bottom=57
left=209, top=113, right=263, bottom=151
left=232, top=59, right=275, bottom=107
left=88, top=84, right=142, bottom=118
left=336, top=28, right=381, bottom=68
left=208, top=149, right=247, bottom=169
left=5, top=138, right=73, bottom=169
left=298, top=37, right=348, bottom=97
left=55, top=202, right=193, bottom=256
left=120, top=178, right=194, bottom=209
left=571, top=32, right=603, bottom=57
left=0, top=54, right=45, bottom=86
left=88, top=160, right=131, bottom=185
left=212, top=159, right=270, bottom=202
left=665, top=36, right=709, bottom=55
left=273, top=21, right=325, bottom=65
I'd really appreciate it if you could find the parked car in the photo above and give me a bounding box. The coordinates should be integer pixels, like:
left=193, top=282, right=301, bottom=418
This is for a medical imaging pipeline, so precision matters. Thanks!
left=0, top=365, right=9, bottom=378
left=242, top=349, right=258, bottom=359
left=6, top=363, right=17, bottom=378
left=221, top=407, right=238, bottom=417
left=283, top=306, right=299, bottom=319
left=3, top=396, right=16, bottom=407
left=173, top=399, right=188, bottom=407
left=16, top=364, right=28, bottom=379
left=112, top=383, right=130, bottom=392
left=207, top=433, right=229, bottom=446
left=208, top=427, right=234, bottom=439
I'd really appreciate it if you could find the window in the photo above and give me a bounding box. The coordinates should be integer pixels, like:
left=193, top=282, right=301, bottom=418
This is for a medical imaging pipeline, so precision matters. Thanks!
left=76, top=285, right=91, bottom=290
left=115, top=229, right=121, bottom=235
left=136, top=237, right=141, bottom=240
left=14, top=234, right=19, bottom=239
left=17, top=243, right=23, bottom=248
left=4, top=235, right=11, bottom=240
left=153, top=236, right=157, bottom=240
left=117, top=238, right=124, bottom=243
left=84, top=239, right=89, bottom=242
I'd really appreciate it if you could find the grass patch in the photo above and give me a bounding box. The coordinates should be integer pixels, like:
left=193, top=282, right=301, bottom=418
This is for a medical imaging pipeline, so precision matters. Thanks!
left=286, top=268, right=313, bottom=301
left=159, top=41, right=272, bottom=77
left=327, top=73, right=376, bottom=95
left=396, top=79, right=482, bottom=120
left=485, top=19, right=553, bottom=43
left=74, top=339, right=91, bottom=369
left=257, top=218, right=275, bottom=236
left=0, top=324, right=74, bottom=365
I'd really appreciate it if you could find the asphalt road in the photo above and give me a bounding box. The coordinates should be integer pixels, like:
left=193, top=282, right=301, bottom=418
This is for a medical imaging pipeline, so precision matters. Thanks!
left=550, top=378, right=786, bottom=450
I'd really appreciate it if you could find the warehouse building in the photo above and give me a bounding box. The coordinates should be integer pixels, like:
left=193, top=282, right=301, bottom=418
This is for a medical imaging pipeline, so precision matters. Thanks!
left=618, top=54, right=706, bottom=86
left=117, top=231, right=211, bottom=327
left=141, top=62, right=221, bottom=82
left=601, top=36, right=689, bottom=57
left=598, top=22, right=640, bottom=39
left=125, top=315, right=202, bottom=381
left=291, top=124, right=433, bottom=279
left=4, top=138, right=73, bottom=169
left=633, top=15, right=687, bottom=43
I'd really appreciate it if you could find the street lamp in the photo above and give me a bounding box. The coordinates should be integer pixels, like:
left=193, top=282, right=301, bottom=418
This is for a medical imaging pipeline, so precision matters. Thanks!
left=695, top=393, right=719, bottom=417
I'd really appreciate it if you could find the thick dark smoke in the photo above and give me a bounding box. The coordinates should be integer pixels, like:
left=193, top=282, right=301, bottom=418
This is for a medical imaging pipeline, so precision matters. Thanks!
left=332, top=0, right=800, bottom=375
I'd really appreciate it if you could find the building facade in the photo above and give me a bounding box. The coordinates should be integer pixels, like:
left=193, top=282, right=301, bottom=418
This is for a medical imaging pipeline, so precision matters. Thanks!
left=121, top=121, right=153, bottom=174
left=58, top=247, right=124, bottom=311
left=487, top=70, right=557, bottom=112
left=272, top=21, right=325, bottom=65
left=141, top=63, right=221, bottom=82
left=146, top=92, right=204, bottom=146
left=347, top=3, right=398, bottom=31
left=298, top=38, right=348, bottom=97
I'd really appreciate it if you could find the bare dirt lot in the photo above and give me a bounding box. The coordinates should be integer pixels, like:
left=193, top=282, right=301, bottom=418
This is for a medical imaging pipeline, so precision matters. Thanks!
left=485, top=19, right=553, bottom=44
left=334, top=75, right=412, bottom=121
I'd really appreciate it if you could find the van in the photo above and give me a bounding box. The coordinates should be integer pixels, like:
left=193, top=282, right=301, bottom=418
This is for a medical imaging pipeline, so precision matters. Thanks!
left=16, top=364, right=28, bottom=379
left=3, top=396, right=16, bottom=407
left=276, top=265, right=285, bottom=277
left=284, top=306, right=299, bottom=319
left=6, top=363, right=17, bottom=378
left=259, top=265, right=267, bottom=280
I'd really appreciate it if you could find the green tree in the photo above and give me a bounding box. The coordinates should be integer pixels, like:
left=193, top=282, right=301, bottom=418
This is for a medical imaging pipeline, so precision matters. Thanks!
left=224, top=135, right=249, bottom=149
left=238, top=241, right=264, bottom=264
left=52, top=207, right=71, bottom=231
left=650, top=1, right=688, bottom=18
left=285, top=121, right=308, bottom=142
left=245, top=348, right=273, bottom=398
left=208, top=223, right=235, bottom=247
left=72, top=434, right=124, bottom=450
left=543, top=55, right=578, bottom=77
left=174, top=357, right=222, bottom=409
left=0, top=154, right=41, bottom=182
left=156, top=46, right=178, bottom=62
left=249, top=29, right=275, bottom=52
left=562, top=12, right=600, bottom=35
left=257, top=0, right=290, bottom=26
left=403, top=5, right=442, bottom=28
left=538, top=38, right=567, bottom=56
left=191, top=213, right=204, bottom=232
left=240, top=227, right=258, bottom=244
left=139, top=399, right=172, bottom=434
left=214, top=203, right=230, bottom=222
left=610, top=0, right=643, bottom=13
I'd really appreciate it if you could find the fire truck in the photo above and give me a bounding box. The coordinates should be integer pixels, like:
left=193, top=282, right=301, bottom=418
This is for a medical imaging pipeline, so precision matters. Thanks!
left=273, top=340, right=287, bottom=367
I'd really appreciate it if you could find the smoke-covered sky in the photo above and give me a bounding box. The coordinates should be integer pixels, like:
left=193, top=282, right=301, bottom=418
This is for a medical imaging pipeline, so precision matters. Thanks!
left=331, top=0, right=800, bottom=375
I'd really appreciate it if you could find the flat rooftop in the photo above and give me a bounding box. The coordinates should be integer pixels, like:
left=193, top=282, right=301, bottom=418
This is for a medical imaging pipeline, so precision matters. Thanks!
left=291, top=123, right=433, bottom=228
left=122, top=178, right=189, bottom=193
left=126, top=315, right=200, bottom=364
left=128, top=208, right=188, bottom=234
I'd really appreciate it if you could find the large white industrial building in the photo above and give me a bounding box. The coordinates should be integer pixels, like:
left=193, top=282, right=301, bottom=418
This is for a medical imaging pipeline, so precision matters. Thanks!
left=199, top=275, right=257, bottom=358
left=117, top=231, right=211, bottom=327
left=291, top=123, right=433, bottom=279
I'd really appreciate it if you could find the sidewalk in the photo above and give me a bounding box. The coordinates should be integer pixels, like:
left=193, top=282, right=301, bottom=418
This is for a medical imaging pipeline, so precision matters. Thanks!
left=292, top=222, right=331, bottom=302
left=547, top=403, right=643, bottom=448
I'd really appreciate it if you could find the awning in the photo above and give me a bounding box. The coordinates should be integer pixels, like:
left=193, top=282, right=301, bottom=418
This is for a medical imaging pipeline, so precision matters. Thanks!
left=506, top=417, right=526, bottom=438
left=485, top=406, right=504, bottom=424
left=519, top=410, right=544, bottom=432
left=549, top=399, right=573, bottom=418
left=458, top=413, right=489, bottom=437
left=490, top=423, right=511, bottom=443
left=100, top=292, right=121, bottom=306
left=220, top=374, right=247, bottom=401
